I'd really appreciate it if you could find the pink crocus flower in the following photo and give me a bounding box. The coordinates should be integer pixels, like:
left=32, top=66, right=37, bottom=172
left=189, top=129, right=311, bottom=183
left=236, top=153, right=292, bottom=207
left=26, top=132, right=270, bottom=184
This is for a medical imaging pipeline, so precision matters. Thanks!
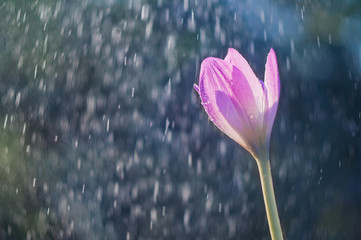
left=194, top=48, right=280, bottom=159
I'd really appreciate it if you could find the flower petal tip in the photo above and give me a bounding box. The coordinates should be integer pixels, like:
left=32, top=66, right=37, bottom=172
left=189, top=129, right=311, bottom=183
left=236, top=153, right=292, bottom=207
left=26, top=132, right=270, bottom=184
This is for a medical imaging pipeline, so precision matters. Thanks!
left=227, top=48, right=237, bottom=54
left=267, top=48, right=277, bottom=60
left=193, top=84, right=200, bottom=94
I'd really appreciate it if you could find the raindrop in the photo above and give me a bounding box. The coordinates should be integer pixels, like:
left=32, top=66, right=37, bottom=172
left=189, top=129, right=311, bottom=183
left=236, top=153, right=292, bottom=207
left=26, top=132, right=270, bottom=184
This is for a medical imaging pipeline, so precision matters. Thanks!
left=184, top=0, right=189, bottom=12
left=34, top=64, right=38, bottom=79
left=317, top=35, right=320, bottom=48
left=188, top=153, right=192, bottom=167
left=15, top=92, right=21, bottom=107
left=162, top=206, right=166, bottom=216
left=290, top=39, right=295, bottom=53
left=106, top=119, right=110, bottom=132
left=286, top=57, right=291, bottom=71
left=260, top=9, right=265, bottom=24
left=3, top=114, right=8, bottom=129
left=153, top=180, right=159, bottom=203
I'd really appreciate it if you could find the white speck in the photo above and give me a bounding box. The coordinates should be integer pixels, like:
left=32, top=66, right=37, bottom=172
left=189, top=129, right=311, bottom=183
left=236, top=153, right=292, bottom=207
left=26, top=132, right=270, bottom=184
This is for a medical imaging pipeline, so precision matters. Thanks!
left=153, top=180, right=159, bottom=202
left=317, top=35, right=320, bottom=47
left=328, top=34, right=332, bottom=44
left=43, top=35, right=48, bottom=53
left=181, top=184, right=191, bottom=202
left=22, top=123, right=26, bottom=135
left=32, top=178, right=36, bottom=187
left=145, top=21, right=153, bottom=39
left=77, top=158, right=81, bottom=169
left=162, top=206, right=166, bottom=216
left=54, top=135, right=58, bottom=142
left=124, top=56, right=127, bottom=65
left=218, top=203, right=222, bottom=212
left=42, top=60, right=47, bottom=70
left=141, top=4, right=149, bottom=21
left=260, top=9, right=265, bottom=24
left=164, top=118, right=170, bottom=135
left=188, top=153, right=192, bottom=167
left=47, top=208, right=50, bottom=215
left=126, top=232, right=130, bottom=240
left=15, top=92, right=21, bottom=107
left=17, top=9, right=21, bottom=22
left=183, top=209, right=190, bottom=228
left=106, top=119, right=110, bottom=132
left=234, top=12, right=237, bottom=21
left=263, top=30, right=267, bottom=42
left=300, top=9, right=304, bottom=20
left=82, top=184, right=85, bottom=194
left=184, top=0, right=188, bottom=11
left=131, top=88, right=135, bottom=98
left=3, top=114, right=8, bottom=129
left=151, top=208, right=157, bottom=223
left=249, top=114, right=255, bottom=119
left=18, top=56, right=24, bottom=69
left=26, top=145, right=30, bottom=153
left=34, top=64, right=38, bottom=79
left=317, top=176, right=322, bottom=185
left=114, top=182, right=119, bottom=195
left=290, top=39, right=295, bottom=53
left=286, top=57, right=290, bottom=71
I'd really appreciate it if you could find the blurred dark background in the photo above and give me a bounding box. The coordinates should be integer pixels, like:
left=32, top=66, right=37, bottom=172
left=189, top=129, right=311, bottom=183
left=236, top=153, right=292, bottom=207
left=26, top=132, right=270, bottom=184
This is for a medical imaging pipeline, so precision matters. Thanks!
left=0, top=0, right=361, bottom=239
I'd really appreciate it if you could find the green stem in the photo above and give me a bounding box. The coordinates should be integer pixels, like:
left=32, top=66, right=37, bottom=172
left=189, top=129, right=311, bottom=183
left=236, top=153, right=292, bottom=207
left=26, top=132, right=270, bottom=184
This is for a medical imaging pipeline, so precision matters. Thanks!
left=256, top=156, right=284, bottom=240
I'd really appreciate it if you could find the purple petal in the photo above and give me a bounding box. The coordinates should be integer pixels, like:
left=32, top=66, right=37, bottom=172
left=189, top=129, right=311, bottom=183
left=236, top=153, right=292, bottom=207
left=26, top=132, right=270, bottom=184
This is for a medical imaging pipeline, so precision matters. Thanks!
left=224, top=48, right=260, bottom=87
left=264, top=48, right=280, bottom=137
left=224, top=48, right=266, bottom=115
left=198, top=57, right=249, bottom=148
